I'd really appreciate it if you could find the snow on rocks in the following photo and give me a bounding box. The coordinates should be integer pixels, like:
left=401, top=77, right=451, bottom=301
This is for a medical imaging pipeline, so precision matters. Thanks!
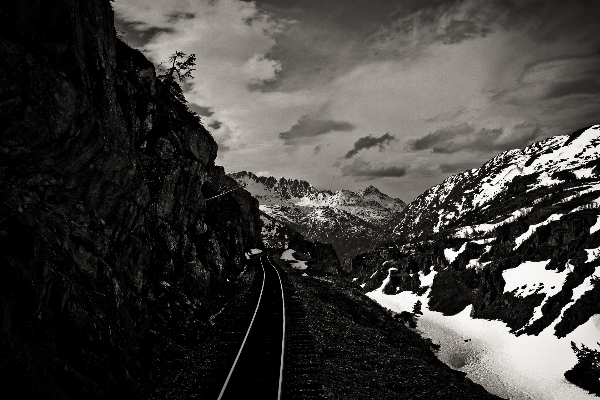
left=502, top=260, right=568, bottom=298
left=280, top=249, right=308, bottom=270
left=513, top=213, right=563, bottom=250
left=419, top=269, right=436, bottom=287
left=473, top=163, right=523, bottom=207
left=368, top=283, right=600, bottom=400
left=395, top=126, right=600, bottom=240
left=519, top=260, right=576, bottom=329
left=569, top=265, right=600, bottom=308
left=453, top=207, right=532, bottom=239
left=244, top=248, right=263, bottom=259
left=585, top=245, right=600, bottom=263
left=466, top=258, right=492, bottom=270
left=444, top=243, right=467, bottom=263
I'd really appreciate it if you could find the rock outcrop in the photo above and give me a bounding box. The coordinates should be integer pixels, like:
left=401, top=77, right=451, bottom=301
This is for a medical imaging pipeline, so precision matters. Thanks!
left=0, top=1, right=260, bottom=398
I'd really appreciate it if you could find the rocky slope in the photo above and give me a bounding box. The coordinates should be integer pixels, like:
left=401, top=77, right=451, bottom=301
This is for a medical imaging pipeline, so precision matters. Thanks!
left=0, top=1, right=260, bottom=398
left=259, top=209, right=302, bottom=248
left=230, top=171, right=405, bottom=262
left=354, top=125, right=600, bottom=334
left=350, top=125, right=600, bottom=394
left=271, top=258, right=502, bottom=399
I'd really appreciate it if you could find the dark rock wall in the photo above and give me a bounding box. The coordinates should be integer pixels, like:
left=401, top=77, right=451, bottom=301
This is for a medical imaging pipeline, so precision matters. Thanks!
left=0, top=1, right=260, bottom=398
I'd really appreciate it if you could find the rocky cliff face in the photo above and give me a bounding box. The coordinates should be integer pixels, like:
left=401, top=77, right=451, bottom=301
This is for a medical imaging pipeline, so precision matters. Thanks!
left=0, top=1, right=260, bottom=398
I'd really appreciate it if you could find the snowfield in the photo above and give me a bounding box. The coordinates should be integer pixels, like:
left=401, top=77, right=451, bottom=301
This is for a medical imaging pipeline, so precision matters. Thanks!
left=368, top=269, right=600, bottom=400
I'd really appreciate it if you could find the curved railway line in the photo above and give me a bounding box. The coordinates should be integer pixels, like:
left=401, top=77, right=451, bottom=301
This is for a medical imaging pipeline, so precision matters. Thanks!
left=219, top=253, right=326, bottom=399
left=174, top=252, right=325, bottom=399
left=217, top=253, right=286, bottom=399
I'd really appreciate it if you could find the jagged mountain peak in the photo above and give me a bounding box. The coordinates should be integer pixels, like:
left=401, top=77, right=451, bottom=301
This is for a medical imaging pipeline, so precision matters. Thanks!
left=360, top=185, right=384, bottom=197
left=228, top=171, right=406, bottom=262
left=229, top=171, right=322, bottom=201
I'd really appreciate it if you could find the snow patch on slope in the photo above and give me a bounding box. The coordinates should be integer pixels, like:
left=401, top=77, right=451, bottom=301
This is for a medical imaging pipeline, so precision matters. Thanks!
left=590, top=216, right=600, bottom=234
left=280, top=249, right=308, bottom=270
left=444, top=243, right=467, bottom=263
left=502, top=260, right=567, bottom=298
left=514, top=214, right=563, bottom=250
left=368, top=282, right=600, bottom=400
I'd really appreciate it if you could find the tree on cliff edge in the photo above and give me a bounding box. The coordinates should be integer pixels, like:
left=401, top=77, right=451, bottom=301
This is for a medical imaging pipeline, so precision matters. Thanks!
left=156, top=51, right=197, bottom=106
left=158, top=51, right=196, bottom=83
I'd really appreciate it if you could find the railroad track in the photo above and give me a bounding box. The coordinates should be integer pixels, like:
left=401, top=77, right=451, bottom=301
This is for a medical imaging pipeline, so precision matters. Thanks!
left=218, top=253, right=286, bottom=399
left=159, top=252, right=325, bottom=399
left=218, top=253, right=326, bottom=399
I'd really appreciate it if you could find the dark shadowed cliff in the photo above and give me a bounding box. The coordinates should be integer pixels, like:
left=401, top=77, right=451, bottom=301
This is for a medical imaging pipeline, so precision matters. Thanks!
left=0, top=1, right=261, bottom=398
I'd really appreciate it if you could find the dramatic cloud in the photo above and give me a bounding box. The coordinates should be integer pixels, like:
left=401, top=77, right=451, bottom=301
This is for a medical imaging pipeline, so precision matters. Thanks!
left=243, top=53, right=283, bottom=86
left=439, top=161, right=482, bottom=174
left=519, top=55, right=600, bottom=86
left=341, top=158, right=407, bottom=179
left=410, top=123, right=474, bottom=152
left=436, top=20, right=491, bottom=44
left=279, top=114, right=355, bottom=145
left=410, top=122, right=542, bottom=154
left=208, top=120, right=222, bottom=130
left=491, top=54, right=600, bottom=133
left=545, top=78, right=600, bottom=99
left=187, top=104, right=213, bottom=118
left=343, top=132, right=397, bottom=159
left=114, top=0, right=600, bottom=201
left=366, top=1, right=499, bottom=55
left=212, top=125, right=235, bottom=154
left=114, top=0, right=305, bottom=151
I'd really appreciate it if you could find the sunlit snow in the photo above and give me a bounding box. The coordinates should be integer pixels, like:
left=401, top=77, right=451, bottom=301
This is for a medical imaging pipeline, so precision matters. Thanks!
left=519, top=260, right=575, bottom=330
left=502, top=260, right=569, bottom=298
left=444, top=243, right=467, bottom=263
left=453, top=207, right=532, bottom=238
left=513, top=214, right=563, bottom=250
left=244, top=248, right=263, bottom=259
left=280, top=249, right=308, bottom=270
left=419, top=269, right=436, bottom=287
left=368, top=268, right=600, bottom=400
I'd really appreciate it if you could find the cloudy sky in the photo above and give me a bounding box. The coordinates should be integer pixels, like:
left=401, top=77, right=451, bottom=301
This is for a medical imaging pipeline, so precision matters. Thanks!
left=114, top=0, right=600, bottom=201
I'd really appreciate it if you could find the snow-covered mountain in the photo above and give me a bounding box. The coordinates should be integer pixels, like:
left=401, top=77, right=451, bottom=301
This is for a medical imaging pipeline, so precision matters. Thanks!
left=228, top=171, right=406, bottom=261
left=350, top=125, right=600, bottom=397
left=391, top=125, right=600, bottom=241
left=259, top=210, right=301, bottom=248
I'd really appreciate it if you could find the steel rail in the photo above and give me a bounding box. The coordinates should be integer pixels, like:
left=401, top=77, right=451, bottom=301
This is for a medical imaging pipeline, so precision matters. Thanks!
left=266, top=254, right=287, bottom=400
left=216, top=257, right=266, bottom=400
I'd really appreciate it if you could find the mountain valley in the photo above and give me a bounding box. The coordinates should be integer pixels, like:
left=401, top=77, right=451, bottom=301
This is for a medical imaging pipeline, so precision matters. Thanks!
left=1, top=0, right=599, bottom=398
left=229, top=171, right=406, bottom=264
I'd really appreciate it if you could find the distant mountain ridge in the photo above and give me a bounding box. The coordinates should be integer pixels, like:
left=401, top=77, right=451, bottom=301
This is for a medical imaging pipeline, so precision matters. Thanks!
left=229, top=171, right=406, bottom=262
